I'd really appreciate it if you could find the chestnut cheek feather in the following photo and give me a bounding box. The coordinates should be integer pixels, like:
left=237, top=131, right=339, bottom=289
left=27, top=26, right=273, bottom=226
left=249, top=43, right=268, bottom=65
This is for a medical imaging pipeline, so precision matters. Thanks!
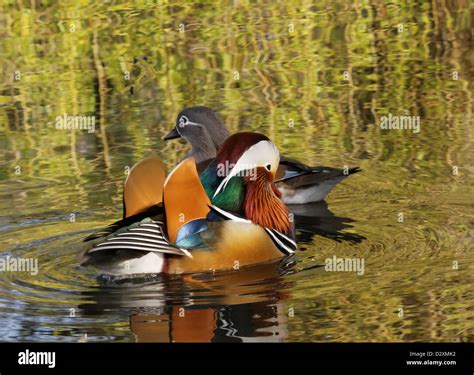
left=271, top=182, right=281, bottom=197
left=244, top=170, right=292, bottom=234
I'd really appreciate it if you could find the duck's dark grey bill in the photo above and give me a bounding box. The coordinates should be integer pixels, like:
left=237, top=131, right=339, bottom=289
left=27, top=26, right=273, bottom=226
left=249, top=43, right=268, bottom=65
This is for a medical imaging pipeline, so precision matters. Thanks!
left=163, top=127, right=181, bottom=141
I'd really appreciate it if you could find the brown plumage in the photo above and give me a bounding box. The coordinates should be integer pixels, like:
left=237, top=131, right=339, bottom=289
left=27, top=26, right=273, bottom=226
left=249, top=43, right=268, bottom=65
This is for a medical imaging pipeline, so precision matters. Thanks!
left=123, top=156, right=167, bottom=218
left=244, top=167, right=293, bottom=235
left=163, top=157, right=211, bottom=243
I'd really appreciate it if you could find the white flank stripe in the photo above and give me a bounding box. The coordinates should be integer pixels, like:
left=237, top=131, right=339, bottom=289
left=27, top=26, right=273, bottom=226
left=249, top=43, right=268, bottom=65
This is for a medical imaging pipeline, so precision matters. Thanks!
left=117, top=232, right=162, bottom=239
left=273, top=230, right=297, bottom=250
left=108, top=236, right=169, bottom=245
left=128, top=228, right=162, bottom=234
left=95, top=241, right=172, bottom=250
left=211, top=205, right=251, bottom=223
left=265, top=229, right=295, bottom=254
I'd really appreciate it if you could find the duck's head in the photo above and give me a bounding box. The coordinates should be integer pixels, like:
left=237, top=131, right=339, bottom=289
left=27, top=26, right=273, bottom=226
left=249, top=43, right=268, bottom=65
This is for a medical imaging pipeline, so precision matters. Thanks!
left=208, top=132, right=294, bottom=237
left=164, top=106, right=230, bottom=163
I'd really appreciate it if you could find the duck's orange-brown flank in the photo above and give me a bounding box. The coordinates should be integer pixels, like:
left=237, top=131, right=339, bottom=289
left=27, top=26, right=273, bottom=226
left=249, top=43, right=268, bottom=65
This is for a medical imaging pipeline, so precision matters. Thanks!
left=167, top=221, right=283, bottom=274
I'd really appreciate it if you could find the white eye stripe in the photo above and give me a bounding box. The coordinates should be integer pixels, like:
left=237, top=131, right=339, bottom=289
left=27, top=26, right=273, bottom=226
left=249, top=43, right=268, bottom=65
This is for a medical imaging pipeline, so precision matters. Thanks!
left=213, top=140, right=280, bottom=198
left=178, top=115, right=201, bottom=128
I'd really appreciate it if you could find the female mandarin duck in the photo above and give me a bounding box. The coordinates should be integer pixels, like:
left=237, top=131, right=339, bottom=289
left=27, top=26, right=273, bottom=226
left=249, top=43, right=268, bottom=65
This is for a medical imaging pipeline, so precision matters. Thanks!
left=79, top=132, right=296, bottom=275
left=164, top=106, right=360, bottom=204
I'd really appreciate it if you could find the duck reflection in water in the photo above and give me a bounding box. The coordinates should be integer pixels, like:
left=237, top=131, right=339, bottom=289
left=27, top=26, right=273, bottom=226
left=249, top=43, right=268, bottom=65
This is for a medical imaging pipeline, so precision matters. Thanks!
left=291, top=201, right=366, bottom=244
left=129, top=300, right=290, bottom=343
left=79, top=257, right=295, bottom=342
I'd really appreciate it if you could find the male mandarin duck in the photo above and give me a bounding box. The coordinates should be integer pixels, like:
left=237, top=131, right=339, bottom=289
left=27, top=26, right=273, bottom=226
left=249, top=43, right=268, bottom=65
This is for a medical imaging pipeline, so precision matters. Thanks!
left=164, top=106, right=360, bottom=204
left=79, top=132, right=296, bottom=275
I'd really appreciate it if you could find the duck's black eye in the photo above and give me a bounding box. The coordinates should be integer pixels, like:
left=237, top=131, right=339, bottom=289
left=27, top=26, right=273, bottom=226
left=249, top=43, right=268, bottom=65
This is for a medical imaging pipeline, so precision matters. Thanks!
left=265, top=164, right=272, bottom=171
left=179, top=115, right=189, bottom=127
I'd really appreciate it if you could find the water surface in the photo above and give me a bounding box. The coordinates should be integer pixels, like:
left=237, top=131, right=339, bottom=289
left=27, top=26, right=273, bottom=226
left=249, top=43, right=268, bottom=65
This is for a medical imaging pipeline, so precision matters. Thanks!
left=0, top=1, right=473, bottom=342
